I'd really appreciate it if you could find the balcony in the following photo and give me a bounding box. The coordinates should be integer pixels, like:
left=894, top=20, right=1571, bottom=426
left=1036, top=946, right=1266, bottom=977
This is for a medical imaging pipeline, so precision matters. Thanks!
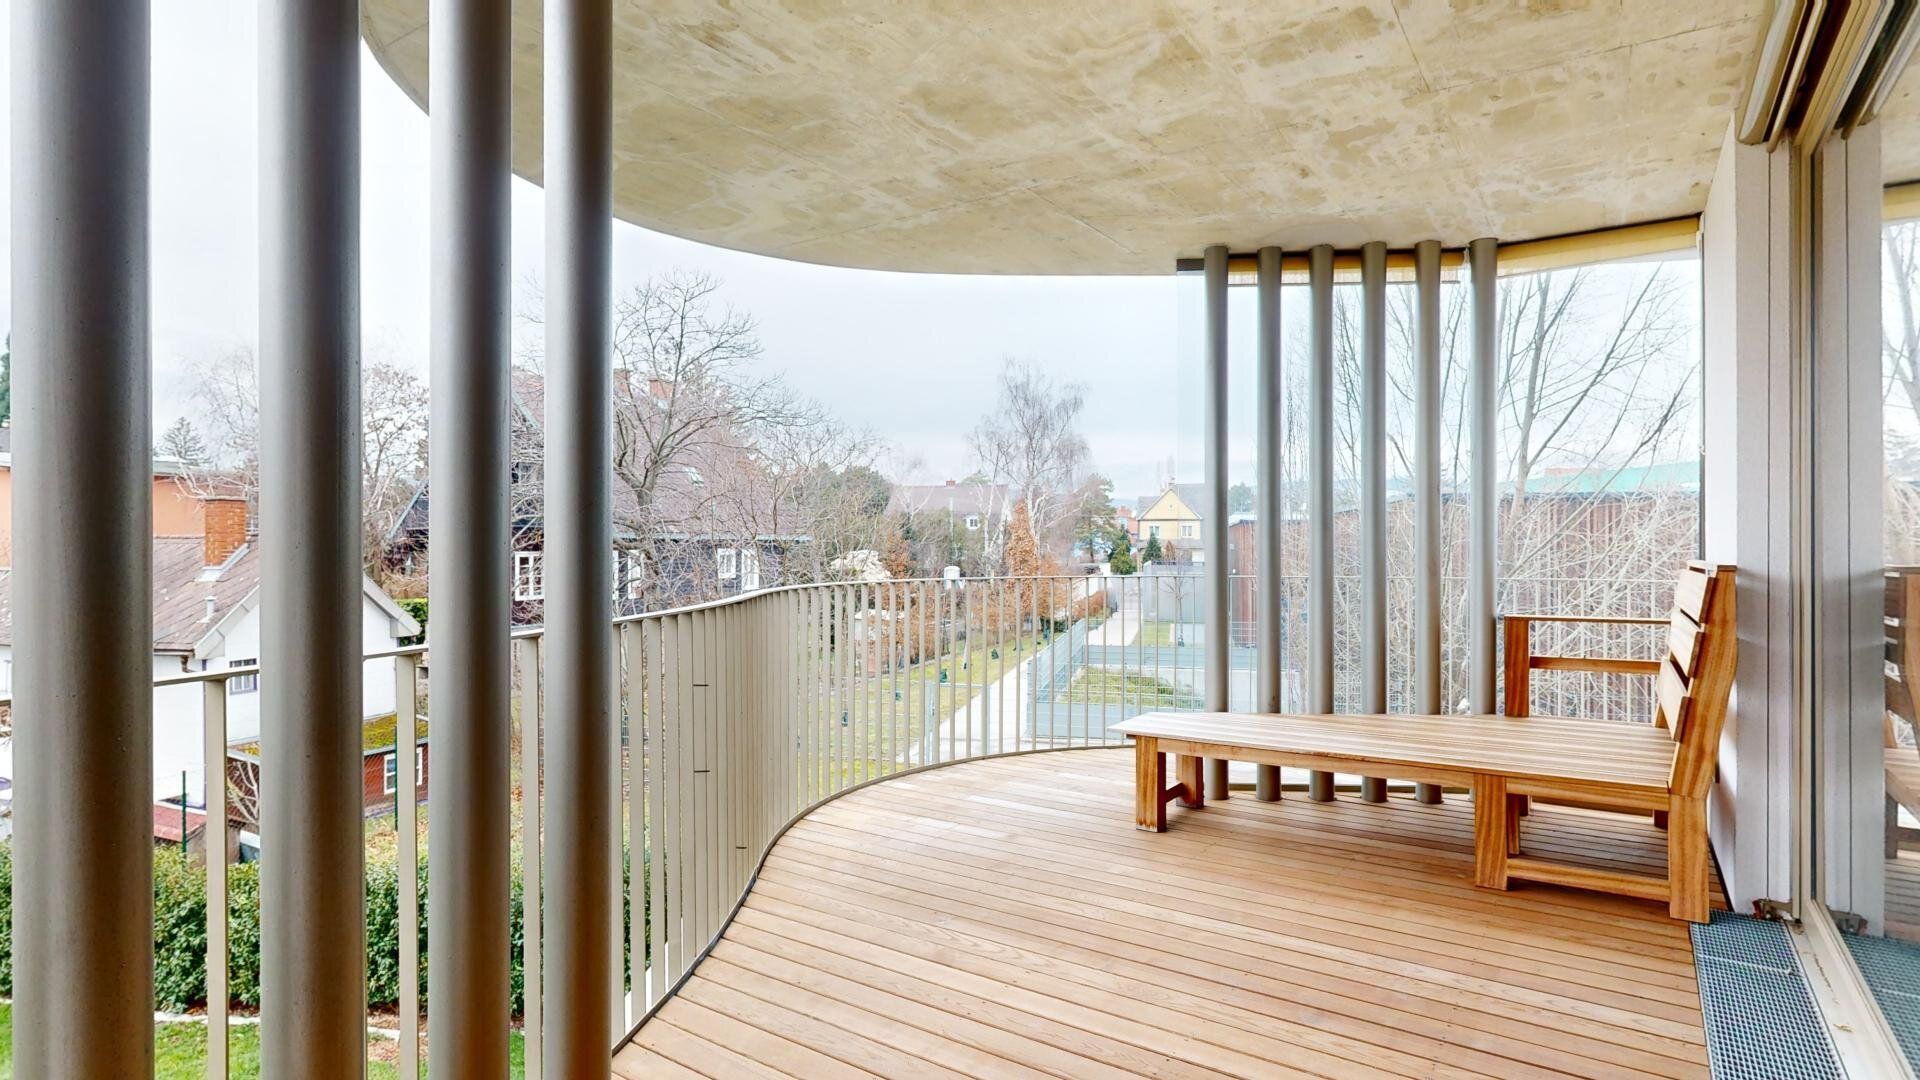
left=16, top=1, right=1920, bottom=1078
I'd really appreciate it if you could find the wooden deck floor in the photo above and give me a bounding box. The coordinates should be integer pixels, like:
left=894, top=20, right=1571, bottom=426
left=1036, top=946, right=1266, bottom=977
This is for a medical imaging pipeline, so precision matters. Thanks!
left=616, top=747, right=1719, bottom=1079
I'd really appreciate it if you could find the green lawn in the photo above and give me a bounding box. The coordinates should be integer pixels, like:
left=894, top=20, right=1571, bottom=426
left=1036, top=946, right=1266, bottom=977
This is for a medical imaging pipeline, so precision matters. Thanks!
left=0, top=1005, right=525, bottom=1079
left=1069, top=668, right=1200, bottom=709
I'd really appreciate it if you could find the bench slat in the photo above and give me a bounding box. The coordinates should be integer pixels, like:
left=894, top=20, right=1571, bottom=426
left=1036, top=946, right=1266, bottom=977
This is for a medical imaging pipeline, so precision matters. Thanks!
left=1656, top=656, right=1691, bottom=742
left=1674, top=566, right=1710, bottom=622
left=1110, top=711, right=1673, bottom=794
left=1667, top=610, right=1702, bottom=677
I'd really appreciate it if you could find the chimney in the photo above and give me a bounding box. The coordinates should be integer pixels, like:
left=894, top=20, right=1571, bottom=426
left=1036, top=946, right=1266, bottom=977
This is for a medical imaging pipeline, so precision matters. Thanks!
left=201, top=497, right=248, bottom=567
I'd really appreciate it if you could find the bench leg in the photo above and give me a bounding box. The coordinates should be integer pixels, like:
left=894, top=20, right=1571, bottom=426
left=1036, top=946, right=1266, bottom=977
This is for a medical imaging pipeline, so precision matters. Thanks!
left=1506, top=793, right=1525, bottom=856
left=1473, top=776, right=1511, bottom=889
left=1176, top=754, right=1205, bottom=809
left=1473, top=776, right=1510, bottom=890
left=1668, top=795, right=1709, bottom=923
left=1135, top=738, right=1166, bottom=832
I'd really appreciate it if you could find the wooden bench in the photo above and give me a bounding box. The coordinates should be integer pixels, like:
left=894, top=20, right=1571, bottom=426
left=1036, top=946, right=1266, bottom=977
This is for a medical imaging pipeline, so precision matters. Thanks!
left=1883, top=567, right=1920, bottom=856
left=1111, top=561, right=1736, bottom=922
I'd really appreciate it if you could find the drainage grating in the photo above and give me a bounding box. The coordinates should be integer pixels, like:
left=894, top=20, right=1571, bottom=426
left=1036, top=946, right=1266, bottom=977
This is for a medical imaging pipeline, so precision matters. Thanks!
left=1690, top=912, right=1842, bottom=1079
left=1841, top=931, right=1920, bottom=1069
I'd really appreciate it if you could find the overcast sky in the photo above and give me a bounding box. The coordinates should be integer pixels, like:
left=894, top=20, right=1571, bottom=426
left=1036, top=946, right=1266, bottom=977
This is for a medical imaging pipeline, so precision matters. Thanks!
left=0, top=6, right=1188, bottom=499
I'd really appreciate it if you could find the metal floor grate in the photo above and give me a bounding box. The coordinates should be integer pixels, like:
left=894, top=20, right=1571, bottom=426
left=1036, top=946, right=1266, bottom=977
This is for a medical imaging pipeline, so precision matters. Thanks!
left=1841, top=930, right=1920, bottom=1070
left=1691, top=912, right=1842, bottom=1079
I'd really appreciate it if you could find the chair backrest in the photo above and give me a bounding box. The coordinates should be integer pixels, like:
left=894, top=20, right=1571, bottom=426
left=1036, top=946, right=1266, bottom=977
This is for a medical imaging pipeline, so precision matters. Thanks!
left=1660, top=562, right=1737, bottom=798
left=1884, top=567, right=1920, bottom=751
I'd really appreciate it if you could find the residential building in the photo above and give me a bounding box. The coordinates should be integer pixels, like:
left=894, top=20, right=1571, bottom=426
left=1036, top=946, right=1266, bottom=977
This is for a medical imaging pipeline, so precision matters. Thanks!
left=0, top=423, right=215, bottom=564
left=887, top=479, right=1014, bottom=572
left=0, top=494, right=421, bottom=804
left=385, top=367, right=799, bottom=619
left=1136, top=483, right=1204, bottom=561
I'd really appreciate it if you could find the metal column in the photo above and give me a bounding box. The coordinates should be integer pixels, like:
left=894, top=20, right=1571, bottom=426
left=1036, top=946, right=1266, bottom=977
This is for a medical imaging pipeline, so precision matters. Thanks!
left=10, top=4, right=154, bottom=1074
left=428, top=0, right=514, bottom=1073
left=259, top=4, right=366, bottom=1075
left=544, top=0, right=616, bottom=1071
left=1413, top=241, right=1444, bottom=804
left=1255, top=247, right=1284, bottom=801
left=1307, top=245, right=1336, bottom=802
left=1359, top=242, right=1388, bottom=803
left=1469, top=238, right=1499, bottom=714
left=1203, top=245, right=1231, bottom=799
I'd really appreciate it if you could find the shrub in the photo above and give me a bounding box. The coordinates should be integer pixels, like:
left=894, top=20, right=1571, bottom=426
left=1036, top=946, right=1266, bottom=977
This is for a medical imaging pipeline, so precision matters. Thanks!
left=0, top=840, right=643, bottom=1017
left=395, top=597, right=427, bottom=646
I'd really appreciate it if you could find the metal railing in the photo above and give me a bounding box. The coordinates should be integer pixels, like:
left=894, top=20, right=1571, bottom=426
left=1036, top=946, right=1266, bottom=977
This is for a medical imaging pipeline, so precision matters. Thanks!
left=0, top=568, right=1681, bottom=1074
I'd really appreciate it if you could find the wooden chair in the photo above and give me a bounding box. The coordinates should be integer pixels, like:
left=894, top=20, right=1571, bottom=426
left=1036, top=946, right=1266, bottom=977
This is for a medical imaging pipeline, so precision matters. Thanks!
left=1113, top=561, right=1737, bottom=922
left=1883, top=567, right=1920, bottom=857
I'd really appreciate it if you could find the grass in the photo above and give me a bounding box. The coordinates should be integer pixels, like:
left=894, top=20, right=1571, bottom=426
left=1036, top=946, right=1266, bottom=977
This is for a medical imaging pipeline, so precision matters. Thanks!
left=1138, top=621, right=1178, bottom=647
left=0, top=1004, right=527, bottom=1079
left=1069, top=669, right=1200, bottom=709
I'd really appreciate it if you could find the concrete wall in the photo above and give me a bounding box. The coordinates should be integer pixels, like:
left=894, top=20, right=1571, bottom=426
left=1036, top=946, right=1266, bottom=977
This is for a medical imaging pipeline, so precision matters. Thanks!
left=1700, top=121, right=1797, bottom=912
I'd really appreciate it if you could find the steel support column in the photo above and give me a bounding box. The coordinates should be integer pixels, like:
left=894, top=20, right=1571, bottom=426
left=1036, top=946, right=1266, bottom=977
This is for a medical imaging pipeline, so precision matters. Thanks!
left=1469, top=238, right=1499, bottom=715
left=1414, top=240, right=1444, bottom=805
left=10, top=3, right=153, bottom=1074
left=428, top=0, right=514, bottom=1073
left=544, top=0, right=616, bottom=1070
left=1203, top=245, right=1231, bottom=799
left=1359, top=242, right=1388, bottom=803
left=260, top=2, right=365, bottom=1073
left=1255, top=246, right=1284, bottom=801
left=1308, top=245, right=1336, bottom=802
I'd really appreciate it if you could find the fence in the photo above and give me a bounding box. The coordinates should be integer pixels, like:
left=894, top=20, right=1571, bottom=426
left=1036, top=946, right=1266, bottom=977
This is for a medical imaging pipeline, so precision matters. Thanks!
left=0, top=567, right=1682, bottom=1075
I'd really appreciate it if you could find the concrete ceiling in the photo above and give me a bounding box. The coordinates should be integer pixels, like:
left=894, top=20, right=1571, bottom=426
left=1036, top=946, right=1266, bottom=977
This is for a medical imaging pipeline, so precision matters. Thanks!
left=362, top=0, right=1766, bottom=275
left=1879, top=54, right=1920, bottom=185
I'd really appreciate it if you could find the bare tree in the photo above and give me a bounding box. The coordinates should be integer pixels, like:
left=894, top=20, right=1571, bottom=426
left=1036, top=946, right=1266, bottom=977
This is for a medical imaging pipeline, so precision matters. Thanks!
left=969, top=358, right=1090, bottom=559
left=512, top=269, right=887, bottom=602
left=1268, top=261, right=1700, bottom=719
left=360, top=363, right=430, bottom=571
left=180, top=345, right=429, bottom=573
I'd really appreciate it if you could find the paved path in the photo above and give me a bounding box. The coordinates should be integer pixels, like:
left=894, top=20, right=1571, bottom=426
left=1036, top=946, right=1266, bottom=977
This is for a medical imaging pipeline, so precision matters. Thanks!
left=923, top=596, right=1143, bottom=761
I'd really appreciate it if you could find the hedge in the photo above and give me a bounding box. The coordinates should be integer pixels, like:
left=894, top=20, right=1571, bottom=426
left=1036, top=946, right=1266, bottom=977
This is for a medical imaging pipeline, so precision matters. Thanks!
left=0, top=842, right=645, bottom=1016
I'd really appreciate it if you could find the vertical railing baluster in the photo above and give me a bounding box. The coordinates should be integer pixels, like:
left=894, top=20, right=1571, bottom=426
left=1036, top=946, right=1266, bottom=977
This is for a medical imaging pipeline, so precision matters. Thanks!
left=608, top=630, right=624, bottom=1040
left=618, top=623, right=639, bottom=1034
left=801, top=590, right=814, bottom=802
left=644, top=618, right=666, bottom=1009
left=839, top=585, right=852, bottom=788
left=885, top=582, right=897, bottom=774
left=946, top=581, right=958, bottom=763
left=517, top=636, right=544, bottom=1080
left=853, top=584, right=865, bottom=783
left=669, top=613, right=692, bottom=984
left=205, top=679, right=231, bottom=1080
left=395, top=655, right=421, bottom=1077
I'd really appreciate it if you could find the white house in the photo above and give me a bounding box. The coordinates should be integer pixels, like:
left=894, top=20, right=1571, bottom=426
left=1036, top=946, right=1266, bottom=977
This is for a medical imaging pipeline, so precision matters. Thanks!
left=0, top=497, right=420, bottom=805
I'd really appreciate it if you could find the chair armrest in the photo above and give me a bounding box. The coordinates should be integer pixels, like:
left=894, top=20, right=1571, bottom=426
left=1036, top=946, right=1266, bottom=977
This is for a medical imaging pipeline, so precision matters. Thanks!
left=1502, top=613, right=1666, bottom=718
left=1501, top=613, right=1667, bottom=627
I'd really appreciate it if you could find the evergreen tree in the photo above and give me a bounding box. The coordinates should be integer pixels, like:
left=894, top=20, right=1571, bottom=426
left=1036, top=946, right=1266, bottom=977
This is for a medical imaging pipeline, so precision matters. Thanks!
left=0, top=335, right=10, bottom=427
left=1109, top=543, right=1137, bottom=576
left=1142, top=535, right=1163, bottom=563
left=158, top=416, right=210, bottom=467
